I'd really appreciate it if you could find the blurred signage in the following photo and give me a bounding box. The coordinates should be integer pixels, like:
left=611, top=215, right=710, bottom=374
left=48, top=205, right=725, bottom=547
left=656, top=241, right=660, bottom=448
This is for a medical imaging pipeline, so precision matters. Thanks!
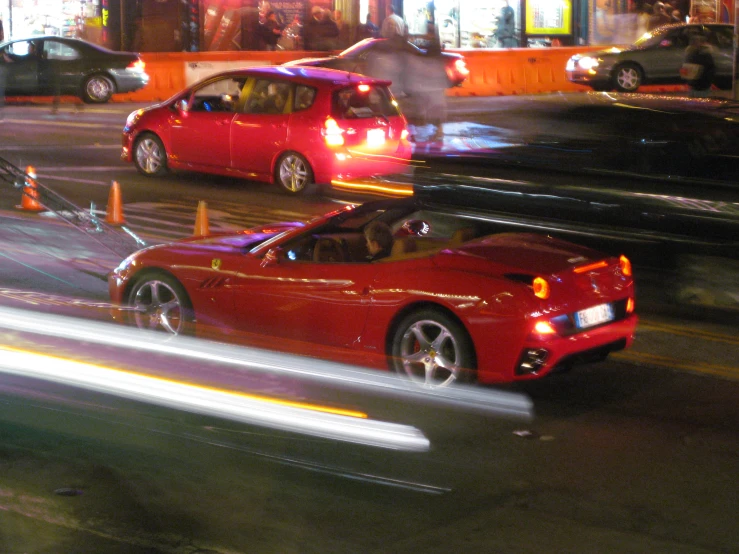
left=525, top=0, right=572, bottom=35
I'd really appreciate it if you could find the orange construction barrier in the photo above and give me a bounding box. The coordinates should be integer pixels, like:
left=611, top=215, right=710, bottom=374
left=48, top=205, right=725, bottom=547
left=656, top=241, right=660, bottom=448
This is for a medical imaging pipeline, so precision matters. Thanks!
left=16, top=165, right=44, bottom=212
left=105, top=180, right=126, bottom=225
left=193, top=200, right=210, bottom=236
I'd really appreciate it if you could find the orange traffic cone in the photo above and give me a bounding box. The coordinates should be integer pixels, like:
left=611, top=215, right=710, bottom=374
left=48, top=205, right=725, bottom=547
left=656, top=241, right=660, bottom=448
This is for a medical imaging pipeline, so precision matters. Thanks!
left=105, top=180, right=126, bottom=225
left=16, top=165, right=44, bottom=212
left=193, top=200, right=210, bottom=236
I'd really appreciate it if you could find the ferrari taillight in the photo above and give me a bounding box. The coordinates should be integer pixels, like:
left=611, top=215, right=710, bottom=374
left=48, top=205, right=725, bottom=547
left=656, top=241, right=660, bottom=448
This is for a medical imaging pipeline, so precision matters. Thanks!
left=619, top=255, right=632, bottom=277
left=323, top=117, right=345, bottom=147
left=532, top=277, right=550, bottom=299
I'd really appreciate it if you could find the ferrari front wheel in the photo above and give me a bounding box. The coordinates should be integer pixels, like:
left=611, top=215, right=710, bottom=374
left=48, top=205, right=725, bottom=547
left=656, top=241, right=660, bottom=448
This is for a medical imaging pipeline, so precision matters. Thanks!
left=126, top=272, right=194, bottom=336
left=390, top=308, right=476, bottom=387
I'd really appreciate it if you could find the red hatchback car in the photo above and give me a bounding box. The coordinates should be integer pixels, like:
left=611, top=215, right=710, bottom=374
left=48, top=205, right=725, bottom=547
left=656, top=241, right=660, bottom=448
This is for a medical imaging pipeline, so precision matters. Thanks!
left=122, top=66, right=411, bottom=194
left=109, top=193, right=638, bottom=387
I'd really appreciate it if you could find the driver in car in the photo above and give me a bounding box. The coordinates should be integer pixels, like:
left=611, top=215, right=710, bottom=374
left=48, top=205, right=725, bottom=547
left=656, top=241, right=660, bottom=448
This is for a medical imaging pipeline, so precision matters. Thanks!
left=364, top=221, right=394, bottom=261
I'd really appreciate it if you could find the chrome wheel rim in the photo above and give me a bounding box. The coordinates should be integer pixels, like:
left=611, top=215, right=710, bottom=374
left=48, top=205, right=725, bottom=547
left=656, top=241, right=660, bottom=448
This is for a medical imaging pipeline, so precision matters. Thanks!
left=86, top=77, right=112, bottom=102
left=131, top=279, right=186, bottom=334
left=278, top=154, right=308, bottom=193
left=136, top=138, right=164, bottom=174
left=398, top=319, right=462, bottom=388
left=616, top=68, right=639, bottom=91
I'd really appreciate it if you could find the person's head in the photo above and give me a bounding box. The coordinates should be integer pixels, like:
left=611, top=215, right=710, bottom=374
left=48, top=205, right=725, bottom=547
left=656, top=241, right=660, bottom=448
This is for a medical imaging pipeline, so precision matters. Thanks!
left=333, top=9, right=342, bottom=21
left=266, top=10, right=276, bottom=21
left=386, top=4, right=397, bottom=16
left=366, top=12, right=373, bottom=23
left=311, top=6, right=324, bottom=20
left=364, top=221, right=394, bottom=256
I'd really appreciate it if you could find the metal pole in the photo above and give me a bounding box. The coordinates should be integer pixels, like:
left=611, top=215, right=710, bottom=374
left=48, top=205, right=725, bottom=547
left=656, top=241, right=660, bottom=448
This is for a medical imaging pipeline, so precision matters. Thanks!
left=120, top=0, right=125, bottom=50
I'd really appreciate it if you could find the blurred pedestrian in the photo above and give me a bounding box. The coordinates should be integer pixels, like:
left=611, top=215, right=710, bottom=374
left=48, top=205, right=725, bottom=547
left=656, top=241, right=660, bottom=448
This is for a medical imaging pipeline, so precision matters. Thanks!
left=359, top=12, right=379, bottom=40
left=682, top=33, right=715, bottom=97
left=0, top=17, right=4, bottom=42
left=303, top=6, right=339, bottom=51
left=260, top=10, right=283, bottom=50
left=381, top=5, right=405, bottom=39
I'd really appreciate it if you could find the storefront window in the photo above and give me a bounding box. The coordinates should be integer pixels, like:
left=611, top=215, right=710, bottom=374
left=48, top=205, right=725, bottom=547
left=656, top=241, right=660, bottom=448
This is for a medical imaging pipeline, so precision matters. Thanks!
left=404, top=0, right=521, bottom=49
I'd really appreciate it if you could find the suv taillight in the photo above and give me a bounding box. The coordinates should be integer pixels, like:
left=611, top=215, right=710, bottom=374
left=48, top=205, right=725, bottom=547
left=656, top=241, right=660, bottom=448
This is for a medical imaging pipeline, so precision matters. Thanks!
left=322, top=117, right=345, bottom=147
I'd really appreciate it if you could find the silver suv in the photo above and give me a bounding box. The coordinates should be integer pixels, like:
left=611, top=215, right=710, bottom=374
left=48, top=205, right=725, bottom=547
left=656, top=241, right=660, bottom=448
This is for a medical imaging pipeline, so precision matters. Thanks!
left=566, top=23, right=733, bottom=92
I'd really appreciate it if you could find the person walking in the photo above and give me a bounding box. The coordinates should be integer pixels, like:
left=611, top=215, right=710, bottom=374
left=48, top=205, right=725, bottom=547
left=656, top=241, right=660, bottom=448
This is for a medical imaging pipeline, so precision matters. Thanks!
left=260, top=11, right=283, bottom=50
left=359, top=12, right=379, bottom=39
left=682, top=33, right=715, bottom=97
left=303, top=6, right=339, bottom=51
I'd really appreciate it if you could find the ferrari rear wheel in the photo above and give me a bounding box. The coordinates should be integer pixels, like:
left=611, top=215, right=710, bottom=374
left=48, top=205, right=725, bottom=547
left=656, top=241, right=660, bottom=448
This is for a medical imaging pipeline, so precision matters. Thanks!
left=390, top=308, right=476, bottom=387
left=134, top=133, right=168, bottom=176
left=275, top=152, right=314, bottom=194
left=127, top=272, right=194, bottom=336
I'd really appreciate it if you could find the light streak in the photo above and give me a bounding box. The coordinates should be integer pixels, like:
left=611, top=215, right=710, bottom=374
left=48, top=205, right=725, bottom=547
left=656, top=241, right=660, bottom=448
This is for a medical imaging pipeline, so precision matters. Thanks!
left=0, top=345, right=430, bottom=452
left=0, top=306, right=534, bottom=420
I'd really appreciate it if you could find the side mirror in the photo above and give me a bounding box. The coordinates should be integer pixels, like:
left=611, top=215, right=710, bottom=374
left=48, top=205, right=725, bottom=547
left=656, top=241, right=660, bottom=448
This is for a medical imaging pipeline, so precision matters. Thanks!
left=175, top=98, right=189, bottom=112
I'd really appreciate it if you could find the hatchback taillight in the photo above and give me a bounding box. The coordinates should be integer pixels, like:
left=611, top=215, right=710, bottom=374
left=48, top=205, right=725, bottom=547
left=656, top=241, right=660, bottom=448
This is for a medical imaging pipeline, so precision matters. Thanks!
left=322, top=117, right=345, bottom=147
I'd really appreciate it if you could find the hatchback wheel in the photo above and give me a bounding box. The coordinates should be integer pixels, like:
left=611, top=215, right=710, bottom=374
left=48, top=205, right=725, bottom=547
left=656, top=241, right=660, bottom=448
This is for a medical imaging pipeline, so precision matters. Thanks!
left=276, top=152, right=314, bottom=194
left=390, top=308, right=476, bottom=387
left=127, top=273, right=194, bottom=335
left=613, top=63, right=643, bottom=92
left=82, top=74, right=115, bottom=103
left=134, top=133, right=168, bottom=176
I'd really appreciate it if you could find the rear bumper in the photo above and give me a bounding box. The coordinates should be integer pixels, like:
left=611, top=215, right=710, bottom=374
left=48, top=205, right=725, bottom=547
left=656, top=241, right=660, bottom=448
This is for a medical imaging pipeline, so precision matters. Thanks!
left=477, top=312, right=638, bottom=384
left=312, top=142, right=412, bottom=184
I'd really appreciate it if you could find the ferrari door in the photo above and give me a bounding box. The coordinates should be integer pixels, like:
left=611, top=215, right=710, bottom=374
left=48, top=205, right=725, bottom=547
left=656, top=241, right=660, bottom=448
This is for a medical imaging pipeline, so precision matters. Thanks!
left=230, top=253, right=377, bottom=350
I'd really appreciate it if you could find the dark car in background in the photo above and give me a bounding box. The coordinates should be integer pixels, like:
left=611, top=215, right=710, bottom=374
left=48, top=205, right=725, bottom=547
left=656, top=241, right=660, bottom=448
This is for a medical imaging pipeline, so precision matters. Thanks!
left=284, top=38, right=469, bottom=92
left=566, top=23, right=733, bottom=92
left=0, top=36, right=148, bottom=103
left=410, top=93, right=739, bottom=310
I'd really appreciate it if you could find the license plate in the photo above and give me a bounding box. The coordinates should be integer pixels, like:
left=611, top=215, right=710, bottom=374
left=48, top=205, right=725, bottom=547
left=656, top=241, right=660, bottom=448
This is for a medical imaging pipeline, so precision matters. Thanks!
left=575, top=303, right=614, bottom=329
left=367, top=128, right=385, bottom=147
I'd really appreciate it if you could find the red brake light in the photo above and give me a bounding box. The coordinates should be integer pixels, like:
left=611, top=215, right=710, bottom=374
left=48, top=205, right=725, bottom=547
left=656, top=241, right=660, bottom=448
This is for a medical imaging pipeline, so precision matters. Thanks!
left=626, top=297, right=635, bottom=313
left=323, top=117, right=344, bottom=147
left=357, top=84, right=370, bottom=92
left=532, top=277, right=550, bottom=299
left=573, top=260, right=608, bottom=274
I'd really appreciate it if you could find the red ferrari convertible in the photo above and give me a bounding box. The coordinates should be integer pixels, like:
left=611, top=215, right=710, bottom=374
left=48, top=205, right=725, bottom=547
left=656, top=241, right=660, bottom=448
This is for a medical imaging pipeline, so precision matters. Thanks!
left=109, top=196, right=637, bottom=386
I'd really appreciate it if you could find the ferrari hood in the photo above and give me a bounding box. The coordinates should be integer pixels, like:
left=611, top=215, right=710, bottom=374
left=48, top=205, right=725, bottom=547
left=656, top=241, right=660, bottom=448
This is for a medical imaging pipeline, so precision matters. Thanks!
left=434, top=233, right=608, bottom=276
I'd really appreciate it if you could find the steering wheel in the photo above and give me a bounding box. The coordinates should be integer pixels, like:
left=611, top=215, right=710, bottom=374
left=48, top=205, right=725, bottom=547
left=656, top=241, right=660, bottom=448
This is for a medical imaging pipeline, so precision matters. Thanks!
left=314, top=237, right=346, bottom=263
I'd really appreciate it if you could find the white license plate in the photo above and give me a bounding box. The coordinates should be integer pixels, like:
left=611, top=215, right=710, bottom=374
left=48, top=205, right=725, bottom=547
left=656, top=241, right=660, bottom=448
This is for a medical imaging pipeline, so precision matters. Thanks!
left=367, top=128, right=386, bottom=147
left=575, top=303, right=614, bottom=329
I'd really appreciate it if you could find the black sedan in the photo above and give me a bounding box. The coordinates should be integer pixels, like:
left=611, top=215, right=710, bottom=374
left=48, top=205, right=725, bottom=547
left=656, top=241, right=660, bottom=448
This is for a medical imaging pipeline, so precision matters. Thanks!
left=284, top=38, right=469, bottom=94
left=0, top=36, right=149, bottom=103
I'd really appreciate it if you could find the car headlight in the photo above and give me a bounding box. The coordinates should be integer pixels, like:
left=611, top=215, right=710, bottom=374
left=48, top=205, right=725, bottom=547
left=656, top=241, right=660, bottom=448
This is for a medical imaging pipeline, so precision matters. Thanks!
left=125, top=109, right=144, bottom=129
left=577, top=57, right=600, bottom=70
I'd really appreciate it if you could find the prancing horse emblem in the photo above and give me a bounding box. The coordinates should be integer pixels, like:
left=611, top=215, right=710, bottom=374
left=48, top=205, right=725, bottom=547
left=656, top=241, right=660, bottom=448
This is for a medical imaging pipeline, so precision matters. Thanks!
left=211, top=258, right=222, bottom=271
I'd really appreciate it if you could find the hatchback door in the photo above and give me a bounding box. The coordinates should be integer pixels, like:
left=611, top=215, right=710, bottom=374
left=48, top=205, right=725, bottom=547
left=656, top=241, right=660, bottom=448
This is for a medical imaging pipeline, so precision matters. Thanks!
left=170, top=75, right=245, bottom=169
left=330, top=84, right=405, bottom=161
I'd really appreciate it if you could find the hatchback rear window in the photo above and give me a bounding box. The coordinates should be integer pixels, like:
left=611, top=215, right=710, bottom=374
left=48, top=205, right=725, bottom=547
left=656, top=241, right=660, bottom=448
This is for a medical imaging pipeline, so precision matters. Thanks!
left=331, top=85, right=400, bottom=120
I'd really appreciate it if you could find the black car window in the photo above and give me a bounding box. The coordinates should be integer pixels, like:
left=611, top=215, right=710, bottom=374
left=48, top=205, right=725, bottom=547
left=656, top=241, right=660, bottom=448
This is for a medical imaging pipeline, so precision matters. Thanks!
left=713, top=26, right=733, bottom=49
left=43, top=41, right=81, bottom=60
left=189, top=76, right=245, bottom=113
left=5, top=40, right=41, bottom=59
left=244, top=79, right=292, bottom=115
left=294, top=85, right=316, bottom=111
left=332, top=85, right=400, bottom=120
